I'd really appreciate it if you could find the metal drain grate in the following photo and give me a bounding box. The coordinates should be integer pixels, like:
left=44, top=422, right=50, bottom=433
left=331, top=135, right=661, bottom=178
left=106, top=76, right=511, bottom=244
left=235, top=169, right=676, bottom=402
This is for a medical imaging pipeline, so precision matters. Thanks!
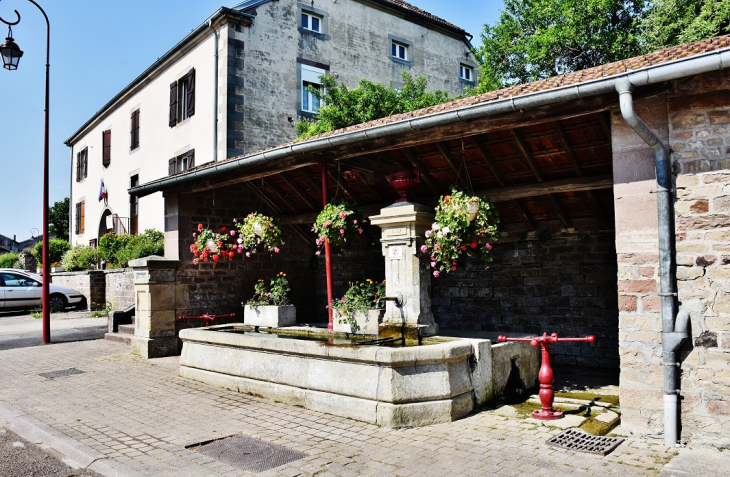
left=193, top=434, right=307, bottom=472
left=39, top=368, right=85, bottom=379
left=546, top=428, right=624, bottom=456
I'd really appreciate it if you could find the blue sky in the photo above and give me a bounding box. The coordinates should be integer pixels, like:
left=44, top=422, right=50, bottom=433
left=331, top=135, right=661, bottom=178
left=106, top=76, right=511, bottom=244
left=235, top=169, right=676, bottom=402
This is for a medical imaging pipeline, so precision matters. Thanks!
left=0, top=0, right=503, bottom=241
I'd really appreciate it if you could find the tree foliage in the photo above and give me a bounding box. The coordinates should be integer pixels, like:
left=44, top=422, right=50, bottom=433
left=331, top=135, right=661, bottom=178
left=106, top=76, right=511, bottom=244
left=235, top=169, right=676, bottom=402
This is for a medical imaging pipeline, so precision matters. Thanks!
left=32, top=238, right=71, bottom=265
left=472, top=0, right=645, bottom=93
left=98, top=229, right=164, bottom=268
left=295, top=72, right=451, bottom=139
left=0, top=252, right=20, bottom=269
left=641, top=0, right=730, bottom=52
left=49, top=197, right=70, bottom=242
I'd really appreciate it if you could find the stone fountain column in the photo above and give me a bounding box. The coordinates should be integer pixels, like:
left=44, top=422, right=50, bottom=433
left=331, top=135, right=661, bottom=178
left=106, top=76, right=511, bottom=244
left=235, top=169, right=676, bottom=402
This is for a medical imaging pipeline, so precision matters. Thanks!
left=369, top=203, right=438, bottom=339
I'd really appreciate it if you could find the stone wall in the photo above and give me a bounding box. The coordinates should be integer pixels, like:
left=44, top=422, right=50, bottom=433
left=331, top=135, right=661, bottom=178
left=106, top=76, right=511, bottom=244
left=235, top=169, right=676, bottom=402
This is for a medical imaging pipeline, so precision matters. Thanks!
left=104, top=269, right=135, bottom=311
left=51, top=270, right=106, bottom=310
left=431, top=234, right=619, bottom=368
left=615, top=70, right=730, bottom=446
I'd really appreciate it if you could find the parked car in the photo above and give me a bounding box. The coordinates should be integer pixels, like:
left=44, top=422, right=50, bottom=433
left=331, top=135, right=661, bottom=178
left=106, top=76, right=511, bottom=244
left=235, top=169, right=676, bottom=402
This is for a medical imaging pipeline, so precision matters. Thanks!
left=0, top=269, right=87, bottom=312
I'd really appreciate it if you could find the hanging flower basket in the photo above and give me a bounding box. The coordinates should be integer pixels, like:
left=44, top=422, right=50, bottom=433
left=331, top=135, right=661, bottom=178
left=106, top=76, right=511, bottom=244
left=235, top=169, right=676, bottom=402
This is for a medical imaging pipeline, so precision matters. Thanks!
left=312, top=201, right=365, bottom=252
left=234, top=213, right=283, bottom=256
left=190, top=224, right=235, bottom=265
left=422, top=189, right=499, bottom=276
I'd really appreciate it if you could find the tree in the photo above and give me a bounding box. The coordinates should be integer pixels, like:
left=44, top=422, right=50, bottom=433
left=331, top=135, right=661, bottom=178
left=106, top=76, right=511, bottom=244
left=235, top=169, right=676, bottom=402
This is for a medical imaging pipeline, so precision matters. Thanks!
left=49, top=197, right=70, bottom=242
left=641, top=0, right=730, bottom=52
left=472, top=0, right=645, bottom=93
left=295, top=72, right=451, bottom=139
left=32, top=238, right=71, bottom=265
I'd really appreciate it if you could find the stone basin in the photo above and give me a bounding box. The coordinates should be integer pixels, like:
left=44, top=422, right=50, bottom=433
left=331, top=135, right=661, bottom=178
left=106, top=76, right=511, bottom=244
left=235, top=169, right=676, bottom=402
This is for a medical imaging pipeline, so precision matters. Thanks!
left=179, top=325, right=539, bottom=428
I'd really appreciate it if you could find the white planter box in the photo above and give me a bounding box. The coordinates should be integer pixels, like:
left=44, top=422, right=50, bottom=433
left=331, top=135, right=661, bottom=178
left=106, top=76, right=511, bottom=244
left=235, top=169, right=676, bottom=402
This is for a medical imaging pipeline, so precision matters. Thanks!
left=243, top=305, right=296, bottom=327
left=51, top=266, right=65, bottom=273
left=333, top=309, right=382, bottom=335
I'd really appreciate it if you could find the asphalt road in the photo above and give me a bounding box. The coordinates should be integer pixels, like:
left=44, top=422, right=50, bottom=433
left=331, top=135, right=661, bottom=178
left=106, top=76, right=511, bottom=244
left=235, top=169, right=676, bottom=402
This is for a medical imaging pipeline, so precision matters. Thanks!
left=0, top=311, right=107, bottom=351
left=0, top=427, right=102, bottom=477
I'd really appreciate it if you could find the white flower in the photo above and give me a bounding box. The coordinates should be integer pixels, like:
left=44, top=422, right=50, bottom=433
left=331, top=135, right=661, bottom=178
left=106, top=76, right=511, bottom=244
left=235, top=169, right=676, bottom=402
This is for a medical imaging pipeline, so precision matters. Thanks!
left=432, top=222, right=440, bottom=231
left=237, top=238, right=243, bottom=244
left=437, top=231, right=443, bottom=238
left=442, top=226, right=450, bottom=234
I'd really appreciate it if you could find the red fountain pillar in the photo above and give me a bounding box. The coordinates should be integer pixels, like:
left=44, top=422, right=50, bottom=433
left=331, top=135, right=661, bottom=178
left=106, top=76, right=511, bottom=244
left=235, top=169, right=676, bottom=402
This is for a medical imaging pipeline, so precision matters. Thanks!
left=320, top=160, right=334, bottom=330
left=498, top=332, right=595, bottom=420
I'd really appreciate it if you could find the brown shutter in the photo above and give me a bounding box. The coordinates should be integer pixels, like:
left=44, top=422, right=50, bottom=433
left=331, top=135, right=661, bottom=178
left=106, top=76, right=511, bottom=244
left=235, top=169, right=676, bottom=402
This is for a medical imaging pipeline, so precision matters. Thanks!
left=83, top=148, right=88, bottom=178
left=80, top=201, right=85, bottom=234
left=186, top=69, right=195, bottom=118
left=169, top=81, right=178, bottom=127
left=76, top=151, right=81, bottom=182
left=169, top=157, right=176, bottom=176
left=75, top=202, right=80, bottom=234
left=130, top=110, right=140, bottom=149
left=102, top=130, right=111, bottom=167
left=187, top=149, right=195, bottom=169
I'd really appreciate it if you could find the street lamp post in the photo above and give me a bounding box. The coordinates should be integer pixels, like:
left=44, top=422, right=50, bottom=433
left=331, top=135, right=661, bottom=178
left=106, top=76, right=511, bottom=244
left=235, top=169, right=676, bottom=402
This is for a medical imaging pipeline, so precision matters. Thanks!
left=1, top=1, right=51, bottom=343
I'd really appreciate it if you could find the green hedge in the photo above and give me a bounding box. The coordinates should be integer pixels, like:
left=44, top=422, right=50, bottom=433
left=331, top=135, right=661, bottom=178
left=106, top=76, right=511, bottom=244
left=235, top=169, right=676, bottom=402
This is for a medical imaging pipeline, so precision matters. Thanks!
left=0, top=252, right=20, bottom=269
left=61, top=246, right=102, bottom=272
left=98, top=229, right=164, bottom=267
left=32, top=238, right=71, bottom=265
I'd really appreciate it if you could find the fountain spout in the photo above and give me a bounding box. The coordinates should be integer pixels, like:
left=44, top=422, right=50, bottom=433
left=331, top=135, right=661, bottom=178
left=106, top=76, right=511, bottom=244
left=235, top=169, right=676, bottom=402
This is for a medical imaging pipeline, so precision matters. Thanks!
left=376, top=293, right=405, bottom=309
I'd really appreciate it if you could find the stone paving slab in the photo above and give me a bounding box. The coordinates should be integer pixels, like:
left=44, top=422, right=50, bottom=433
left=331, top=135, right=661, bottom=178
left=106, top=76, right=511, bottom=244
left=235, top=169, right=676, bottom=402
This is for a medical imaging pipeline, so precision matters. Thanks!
left=0, top=339, right=679, bottom=476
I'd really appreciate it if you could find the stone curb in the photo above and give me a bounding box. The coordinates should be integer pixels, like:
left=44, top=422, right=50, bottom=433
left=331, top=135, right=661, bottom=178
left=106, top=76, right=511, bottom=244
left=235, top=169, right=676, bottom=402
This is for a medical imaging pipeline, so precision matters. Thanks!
left=0, top=400, right=143, bottom=477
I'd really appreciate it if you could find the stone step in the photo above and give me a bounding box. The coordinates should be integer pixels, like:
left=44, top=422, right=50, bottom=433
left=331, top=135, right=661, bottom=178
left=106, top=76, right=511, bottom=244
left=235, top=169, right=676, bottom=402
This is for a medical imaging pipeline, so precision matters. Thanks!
left=104, top=332, right=132, bottom=345
left=118, top=324, right=135, bottom=335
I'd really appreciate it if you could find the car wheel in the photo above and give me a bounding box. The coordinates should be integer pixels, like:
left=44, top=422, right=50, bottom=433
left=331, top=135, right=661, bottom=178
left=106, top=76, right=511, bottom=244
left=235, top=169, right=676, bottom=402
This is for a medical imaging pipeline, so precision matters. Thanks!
left=49, top=294, right=67, bottom=313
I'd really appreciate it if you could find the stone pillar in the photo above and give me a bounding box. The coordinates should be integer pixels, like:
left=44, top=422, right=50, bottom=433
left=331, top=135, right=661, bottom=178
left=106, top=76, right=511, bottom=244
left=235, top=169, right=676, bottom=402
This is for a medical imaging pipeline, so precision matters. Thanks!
left=129, top=256, right=180, bottom=358
left=369, top=203, right=437, bottom=338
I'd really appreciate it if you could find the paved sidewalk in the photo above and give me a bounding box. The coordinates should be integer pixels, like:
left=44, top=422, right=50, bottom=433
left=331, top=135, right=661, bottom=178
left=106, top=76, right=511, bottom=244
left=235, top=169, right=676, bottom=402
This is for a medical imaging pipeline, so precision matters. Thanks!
left=0, top=339, right=685, bottom=476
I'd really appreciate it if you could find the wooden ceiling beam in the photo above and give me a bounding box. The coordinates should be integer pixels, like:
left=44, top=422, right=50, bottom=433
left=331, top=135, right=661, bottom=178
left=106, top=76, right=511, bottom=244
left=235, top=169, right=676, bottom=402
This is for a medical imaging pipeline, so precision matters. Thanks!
left=177, top=162, right=318, bottom=195
left=353, top=170, right=389, bottom=203
left=327, top=170, right=359, bottom=204
left=545, top=194, right=572, bottom=228
left=278, top=171, right=317, bottom=211
left=597, top=112, right=612, bottom=143
left=551, top=121, right=584, bottom=177
left=402, top=148, right=441, bottom=196
left=339, top=155, right=401, bottom=175
left=472, top=135, right=507, bottom=187
left=512, top=129, right=544, bottom=182
left=586, top=190, right=608, bottom=228
left=261, top=177, right=299, bottom=213
left=246, top=182, right=315, bottom=248
left=511, top=199, right=535, bottom=231
left=434, top=142, right=468, bottom=189
left=479, top=174, right=612, bottom=203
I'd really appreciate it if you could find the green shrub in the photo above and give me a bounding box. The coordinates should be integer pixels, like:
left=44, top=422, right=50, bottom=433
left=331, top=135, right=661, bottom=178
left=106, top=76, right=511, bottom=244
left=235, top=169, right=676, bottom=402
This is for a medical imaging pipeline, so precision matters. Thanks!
left=0, top=252, right=20, bottom=269
left=61, top=246, right=102, bottom=271
left=98, top=229, right=164, bottom=267
left=32, top=238, right=71, bottom=265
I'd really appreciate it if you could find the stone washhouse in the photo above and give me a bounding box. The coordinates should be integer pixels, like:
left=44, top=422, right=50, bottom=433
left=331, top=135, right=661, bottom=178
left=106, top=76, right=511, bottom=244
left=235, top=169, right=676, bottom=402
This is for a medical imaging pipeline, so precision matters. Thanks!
left=125, top=36, right=730, bottom=446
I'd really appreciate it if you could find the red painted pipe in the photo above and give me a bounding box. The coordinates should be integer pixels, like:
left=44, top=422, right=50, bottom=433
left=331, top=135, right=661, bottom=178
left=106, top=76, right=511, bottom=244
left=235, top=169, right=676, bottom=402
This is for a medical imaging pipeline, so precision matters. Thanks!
left=178, top=313, right=236, bottom=327
left=321, top=160, right=334, bottom=330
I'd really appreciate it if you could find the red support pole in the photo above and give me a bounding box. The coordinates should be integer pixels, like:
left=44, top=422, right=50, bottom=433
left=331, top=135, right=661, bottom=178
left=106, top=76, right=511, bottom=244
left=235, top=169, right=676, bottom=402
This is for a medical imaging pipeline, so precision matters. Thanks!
left=320, top=160, right=333, bottom=330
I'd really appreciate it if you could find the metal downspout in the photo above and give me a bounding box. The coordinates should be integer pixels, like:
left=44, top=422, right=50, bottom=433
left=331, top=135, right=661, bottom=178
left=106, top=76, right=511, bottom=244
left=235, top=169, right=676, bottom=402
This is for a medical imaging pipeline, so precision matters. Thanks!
left=208, top=20, right=218, bottom=162
left=615, top=78, right=688, bottom=447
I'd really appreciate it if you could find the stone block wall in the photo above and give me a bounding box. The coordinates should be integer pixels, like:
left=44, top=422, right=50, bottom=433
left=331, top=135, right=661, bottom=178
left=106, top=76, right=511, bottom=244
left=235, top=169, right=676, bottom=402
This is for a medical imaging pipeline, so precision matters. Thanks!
left=104, top=269, right=135, bottom=311
left=51, top=270, right=106, bottom=310
left=616, top=70, right=730, bottom=446
left=431, top=234, right=619, bottom=368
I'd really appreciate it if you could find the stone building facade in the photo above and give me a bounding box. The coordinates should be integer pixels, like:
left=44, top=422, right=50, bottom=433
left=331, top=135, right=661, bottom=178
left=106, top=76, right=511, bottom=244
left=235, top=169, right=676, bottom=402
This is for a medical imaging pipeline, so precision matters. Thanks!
left=65, top=0, right=473, bottom=248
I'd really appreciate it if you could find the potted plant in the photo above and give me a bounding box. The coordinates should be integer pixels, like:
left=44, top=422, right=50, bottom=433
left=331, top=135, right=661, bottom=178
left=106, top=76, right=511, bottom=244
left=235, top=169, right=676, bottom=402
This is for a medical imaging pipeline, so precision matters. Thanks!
left=234, top=213, right=283, bottom=257
left=423, top=189, right=499, bottom=277
left=312, top=201, right=365, bottom=255
left=330, top=279, right=385, bottom=334
left=243, top=272, right=296, bottom=327
left=190, top=224, right=235, bottom=265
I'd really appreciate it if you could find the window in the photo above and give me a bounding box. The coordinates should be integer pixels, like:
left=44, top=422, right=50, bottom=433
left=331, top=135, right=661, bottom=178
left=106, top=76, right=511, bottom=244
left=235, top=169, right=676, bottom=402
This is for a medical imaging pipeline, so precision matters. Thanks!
left=130, top=175, right=139, bottom=235
left=169, top=68, right=196, bottom=127
left=75, top=200, right=85, bottom=235
left=168, top=149, right=195, bottom=176
left=460, top=64, right=473, bottom=82
left=301, top=11, right=322, bottom=32
left=102, top=130, right=111, bottom=167
left=75, top=147, right=88, bottom=182
left=300, top=64, right=325, bottom=114
left=391, top=41, right=408, bottom=61
left=130, top=109, right=140, bottom=150
left=0, top=272, right=38, bottom=287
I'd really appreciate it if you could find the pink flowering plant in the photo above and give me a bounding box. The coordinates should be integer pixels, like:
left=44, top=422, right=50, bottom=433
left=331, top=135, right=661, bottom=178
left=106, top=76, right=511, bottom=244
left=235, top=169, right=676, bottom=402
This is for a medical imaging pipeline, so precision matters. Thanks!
left=423, top=189, right=499, bottom=277
left=330, top=278, right=386, bottom=329
left=312, top=201, right=365, bottom=250
left=234, top=213, right=283, bottom=255
left=189, top=223, right=235, bottom=265
left=246, top=272, right=291, bottom=306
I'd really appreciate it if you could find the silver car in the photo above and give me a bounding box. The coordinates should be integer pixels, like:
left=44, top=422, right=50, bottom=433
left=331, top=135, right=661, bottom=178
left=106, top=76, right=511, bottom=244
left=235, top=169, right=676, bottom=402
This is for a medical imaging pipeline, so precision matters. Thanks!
left=0, top=269, right=86, bottom=312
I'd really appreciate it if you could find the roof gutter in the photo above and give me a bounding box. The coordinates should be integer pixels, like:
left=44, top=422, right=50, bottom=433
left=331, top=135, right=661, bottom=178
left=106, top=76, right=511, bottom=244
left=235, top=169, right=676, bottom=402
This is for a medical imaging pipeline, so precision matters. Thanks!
left=64, top=8, right=255, bottom=146
left=131, top=46, right=730, bottom=198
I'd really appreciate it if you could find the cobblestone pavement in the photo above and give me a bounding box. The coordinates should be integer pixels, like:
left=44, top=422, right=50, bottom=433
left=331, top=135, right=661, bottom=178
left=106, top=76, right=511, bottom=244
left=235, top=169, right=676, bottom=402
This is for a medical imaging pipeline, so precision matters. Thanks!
left=0, top=339, right=678, bottom=476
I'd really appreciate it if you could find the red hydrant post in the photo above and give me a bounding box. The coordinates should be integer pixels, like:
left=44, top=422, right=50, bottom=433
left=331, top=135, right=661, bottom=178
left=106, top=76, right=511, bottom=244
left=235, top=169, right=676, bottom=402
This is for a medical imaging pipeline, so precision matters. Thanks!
left=497, top=332, right=595, bottom=420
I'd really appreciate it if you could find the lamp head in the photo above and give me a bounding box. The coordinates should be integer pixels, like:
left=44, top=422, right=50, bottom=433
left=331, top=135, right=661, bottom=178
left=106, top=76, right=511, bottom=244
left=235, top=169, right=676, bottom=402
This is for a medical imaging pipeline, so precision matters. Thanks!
left=0, top=30, right=22, bottom=70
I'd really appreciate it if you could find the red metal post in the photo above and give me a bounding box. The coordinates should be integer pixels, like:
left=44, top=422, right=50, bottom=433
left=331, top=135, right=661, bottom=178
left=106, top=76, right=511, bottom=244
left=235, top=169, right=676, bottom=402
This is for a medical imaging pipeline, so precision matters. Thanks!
left=320, top=160, right=333, bottom=330
left=498, top=332, right=595, bottom=420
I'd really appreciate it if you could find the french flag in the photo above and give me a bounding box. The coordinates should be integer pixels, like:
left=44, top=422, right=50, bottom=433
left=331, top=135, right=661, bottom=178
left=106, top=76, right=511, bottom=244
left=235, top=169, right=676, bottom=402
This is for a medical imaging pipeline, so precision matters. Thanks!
left=98, top=180, right=107, bottom=202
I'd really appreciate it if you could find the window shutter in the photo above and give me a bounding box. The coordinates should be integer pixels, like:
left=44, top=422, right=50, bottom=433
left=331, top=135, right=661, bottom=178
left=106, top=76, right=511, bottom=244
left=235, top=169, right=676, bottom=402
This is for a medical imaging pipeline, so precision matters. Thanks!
left=102, top=130, right=111, bottom=167
left=75, top=202, right=80, bottom=234
left=76, top=151, right=81, bottom=182
left=83, top=148, right=88, bottom=178
left=187, top=149, right=195, bottom=169
left=80, top=201, right=85, bottom=234
left=169, top=81, right=178, bottom=127
left=169, top=158, right=176, bottom=176
left=186, top=68, right=195, bottom=118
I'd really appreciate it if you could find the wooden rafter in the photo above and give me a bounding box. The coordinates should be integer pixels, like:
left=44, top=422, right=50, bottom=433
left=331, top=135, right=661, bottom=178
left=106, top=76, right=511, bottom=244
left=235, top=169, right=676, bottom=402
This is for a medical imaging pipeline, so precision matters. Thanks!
left=545, top=194, right=571, bottom=228
left=551, top=121, right=584, bottom=176
left=327, top=170, right=358, bottom=204
left=401, top=148, right=440, bottom=196
left=471, top=135, right=507, bottom=186
left=434, top=142, right=468, bottom=189
left=261, top=177, right=298, bottom=213
left=512, top=129, right=544, bottom=182
left=246, top=182, right=314, bottom=247
left=511, top=199, right=535, bottom=231
left=279, top=171, right=317, bottom=211
left=586, top=191, right=608, bottom=228
left=342, top=155, right=400, bottom=175
left=353, top=170, right=388, bottom=203
left=597, top=113, right=612, bottom=144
